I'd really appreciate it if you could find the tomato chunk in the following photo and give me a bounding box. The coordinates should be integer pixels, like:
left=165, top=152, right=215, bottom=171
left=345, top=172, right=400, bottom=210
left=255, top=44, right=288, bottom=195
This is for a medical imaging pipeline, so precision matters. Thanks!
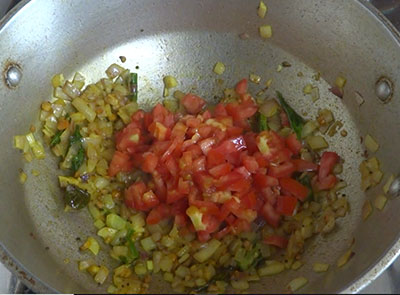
left=276, top=195, right=298, bottom=216
left=181, top=93, right=206, bottom=114
left=279, top=178, right=309, bottom=201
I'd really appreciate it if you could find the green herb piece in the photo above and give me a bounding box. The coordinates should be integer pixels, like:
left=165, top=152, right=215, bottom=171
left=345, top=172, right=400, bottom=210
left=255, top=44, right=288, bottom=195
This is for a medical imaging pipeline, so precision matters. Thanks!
left=277, top=91, right=305, bottom=139
left=65, top=184, right=90, bottom=209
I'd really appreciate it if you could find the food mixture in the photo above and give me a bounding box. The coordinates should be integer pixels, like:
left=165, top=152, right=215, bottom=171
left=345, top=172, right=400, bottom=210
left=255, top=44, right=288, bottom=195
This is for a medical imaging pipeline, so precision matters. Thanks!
left=14, top=61, right=352, bottom=293
left=12, top=1, right=390, bottom=294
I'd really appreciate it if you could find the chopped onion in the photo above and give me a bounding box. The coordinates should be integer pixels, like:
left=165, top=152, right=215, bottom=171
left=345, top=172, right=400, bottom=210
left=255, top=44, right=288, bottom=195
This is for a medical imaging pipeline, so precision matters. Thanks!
left=337, top=247, right=355, bottom=267
left=313, top=263, right=329, bottom=272
left=19, top=170, right=27, bottom=184
left=259, top=99, right=279, bottom=117
left=51, top=73, right=65, bottom=88
left=301, top=120, right=318, bottom=139
left=287, top=277, right=308, bottom=292
left=362, top=200, right=372, bottom=220
left=257, top=1, right=267, bottom=18
left=311, top=86, right=320, bottom=102
left=291, top=260, right=303, bottom=270
left=72, top=72, right=85, bottom=90
left=259, top=25, right=272, bottom=39
left=94, top=266, right=109, bottom=284
left=72, top=97, right=97, bottom=122
left=335, top=75, right=347, bottom=89
left=106, top=63, right=125, bottom=79
left=231, top=279, right=249, bottom=290
left=303, top=84, right=313, bottom=95
left=249, top=73, right=261, bottom=84
left=163, top=75, right=178, bottom=89
left=365, top=134, right=379, bottom=153
left=383, top=174, right=395, bottom=194
left=374, top=194, right=387, bottom=210
left=213, top=62, right=226, bottom=75
left=193, top=239, right=221, bottom=263
left=62, top=81, right=80, bottom=99
left=258, top=261, right=285, bottom=276
left=306, top=135, right=328, bottom=150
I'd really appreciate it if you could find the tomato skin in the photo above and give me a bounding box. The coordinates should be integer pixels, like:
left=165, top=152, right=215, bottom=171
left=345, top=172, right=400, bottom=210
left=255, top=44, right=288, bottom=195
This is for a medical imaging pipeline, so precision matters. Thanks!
left=260, top=202, right=281, bottom=228
left=254, top=173, right=279, bottom=189
left=280, top=178, right=309, bottom=201
left=235, top=79, right=248, bottom=95
left=285, top=133, right=302, bottom=155
left=207, top=148, right=225, bottom=168
left=292, top=159, right=318, bottom=172
left=142, top=190, right=160, bottom=209
left=319, top=151, right=340, bottom=180
left=276, top=195, right=298, bottom=216
left=209, top=163, right=232, bottom=178
left=268, top=161, right=295, bottom=179
left=146, top=204, right=170, bottom=224
left=214, top=103, right=228, bottom=117
left=264, top=235, right=288, bottom=249
left=141, top=152, right=158, bottom=173
left=242, top=155, right=259, bottom=173
left=125, top=181, right=147, bottom=210
left=181, top=93, right=206, bottom=114
left=317, top=174, right=337, bottom=190
left=108, top=151, right=133, bottom=177
left=215, top=135, right=247, bottom=155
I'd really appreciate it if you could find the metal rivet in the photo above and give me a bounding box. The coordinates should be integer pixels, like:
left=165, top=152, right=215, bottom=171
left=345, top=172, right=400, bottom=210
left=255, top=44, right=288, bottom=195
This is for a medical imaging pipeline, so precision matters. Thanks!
left=375, top=76, right=393, bottom=103
left=5, top=64, right=22, bottom=88
left=388, top=177, right=400, bottom=198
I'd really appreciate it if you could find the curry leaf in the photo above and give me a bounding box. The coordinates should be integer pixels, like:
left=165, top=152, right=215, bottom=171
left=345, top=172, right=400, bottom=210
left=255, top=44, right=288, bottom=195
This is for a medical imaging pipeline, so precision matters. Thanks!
left=277, top=91, right=305, bottom=139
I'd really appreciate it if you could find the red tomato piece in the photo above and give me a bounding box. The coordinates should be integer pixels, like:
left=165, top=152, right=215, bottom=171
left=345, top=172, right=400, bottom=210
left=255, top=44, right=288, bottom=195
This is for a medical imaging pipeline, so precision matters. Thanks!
left=254, top=173, right=279, bottom=189
left=214, top=103, right=228, bottom=117
left=177, top=177, right=190, bottom=194
left=199, top=138, right=215, bottom=155
left=146, top=204, right=170, bottom=224
left=193, top=172, right=215, bottom=193
left=231, top=218, right=251, bottom=234
left=141, top=152, right=158, bottom=173
left=279, top=178, right=309, bottom=201
left=108, top=151, right=133, bottom=177
left=241, top=191, right=258, bottom=210
left=319, top=151, right=340, bottom=180
left=285, top=133, right=302, bottom=155
left=198, top=124, right=213, bottom=138
left=280, top=111, right=290, bottom=127
left=235, top=78, right=248, bottom=95
left=263, top=235, right=288, bottom=249
left=186, top=116, right=202, bottom=128
left=115, top=125, right=141, bottom=153
left=181, top=93, right=206, bottom=114
left=171, top=122, right=187, bottom=139
left=260, top=202, right=281, bottom=228
left=142, top=190, right=160, bottom=210
left=209, top=163, right=233, bottom=178
left=214, top=226, right=231, bottom=240
left=276, top=195, right=298, bottom=216
left=193, top=156, right=206, bottom=172
left=148, top=121, right=169, bottom=141
left=174, top=214, right=187, bottom=227
left=215, top=135, right=247, bottom=154
left=197, top=231, right=211, bottom=243
left=242, top=155, right=259, bottom=173
left=202, top=214, right=221, bottom=233
left=292, top=159, right=319, bottom=172
left=166, top=189, right=185, bottom=204
left=125, top=181, right=147, bottom=210
left=268, top=161, right=295, bottom=178
left=207, top=148, right=225, bottom=168
left=317, top=174, right=337, bottom=190
left=164, top=156, right=178, bottom=177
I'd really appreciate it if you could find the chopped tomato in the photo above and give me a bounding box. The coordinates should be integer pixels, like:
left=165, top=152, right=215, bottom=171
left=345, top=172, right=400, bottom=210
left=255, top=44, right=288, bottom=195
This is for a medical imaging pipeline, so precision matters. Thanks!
left=260, top=202, right=281, bottom=228
left=207, top=148, right=225, bottom=168
left=276, top=195, right=298, bottom=216
left=146, top=204, right=170, bottom=224
left=242, top=155, right=259, bottom=173
left=214, top=103, right=228, bottom=117
left=125, top=181, right=147, bottom=210
left=254, top=173, right=279, bottom=189
left=268, top=162, right=295, bottom=178
left=209, top=163, right=232, bottom=178
left=292, top=159, right=318, bottom=172
left=264, top=235, right=288, bottom=249
left=286, top=133, right=302, bottom=155
left=141, top=152, right=158, bottom=173
left=317, top=174, right=337, bottom=190
left=235, top=78, right=248, bottom=95
left=108, top=151, right=133, bottom=177
left=214, top=226, right=231, bottom=239
left=280, top=178, right=309, bottom=201
left=319, top=151, right=340, bottom=180
left=215, top=135, right=247, bottom=154
left=181, top=93, right=206, bottom=114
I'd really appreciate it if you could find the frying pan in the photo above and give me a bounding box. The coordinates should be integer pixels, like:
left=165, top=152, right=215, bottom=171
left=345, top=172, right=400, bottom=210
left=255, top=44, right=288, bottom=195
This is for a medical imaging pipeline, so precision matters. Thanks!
left=1, top=0, right=400, bottom=293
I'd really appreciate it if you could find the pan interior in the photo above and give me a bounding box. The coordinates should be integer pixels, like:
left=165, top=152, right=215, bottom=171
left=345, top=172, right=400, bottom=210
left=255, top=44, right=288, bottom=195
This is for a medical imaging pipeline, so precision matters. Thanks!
left=1, top=0, right=400, bottom=293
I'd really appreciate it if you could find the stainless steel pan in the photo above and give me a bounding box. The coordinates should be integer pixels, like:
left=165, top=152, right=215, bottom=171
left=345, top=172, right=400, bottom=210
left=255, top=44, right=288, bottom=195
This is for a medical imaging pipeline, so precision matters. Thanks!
left=1, top=0, right=400, bottom=293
